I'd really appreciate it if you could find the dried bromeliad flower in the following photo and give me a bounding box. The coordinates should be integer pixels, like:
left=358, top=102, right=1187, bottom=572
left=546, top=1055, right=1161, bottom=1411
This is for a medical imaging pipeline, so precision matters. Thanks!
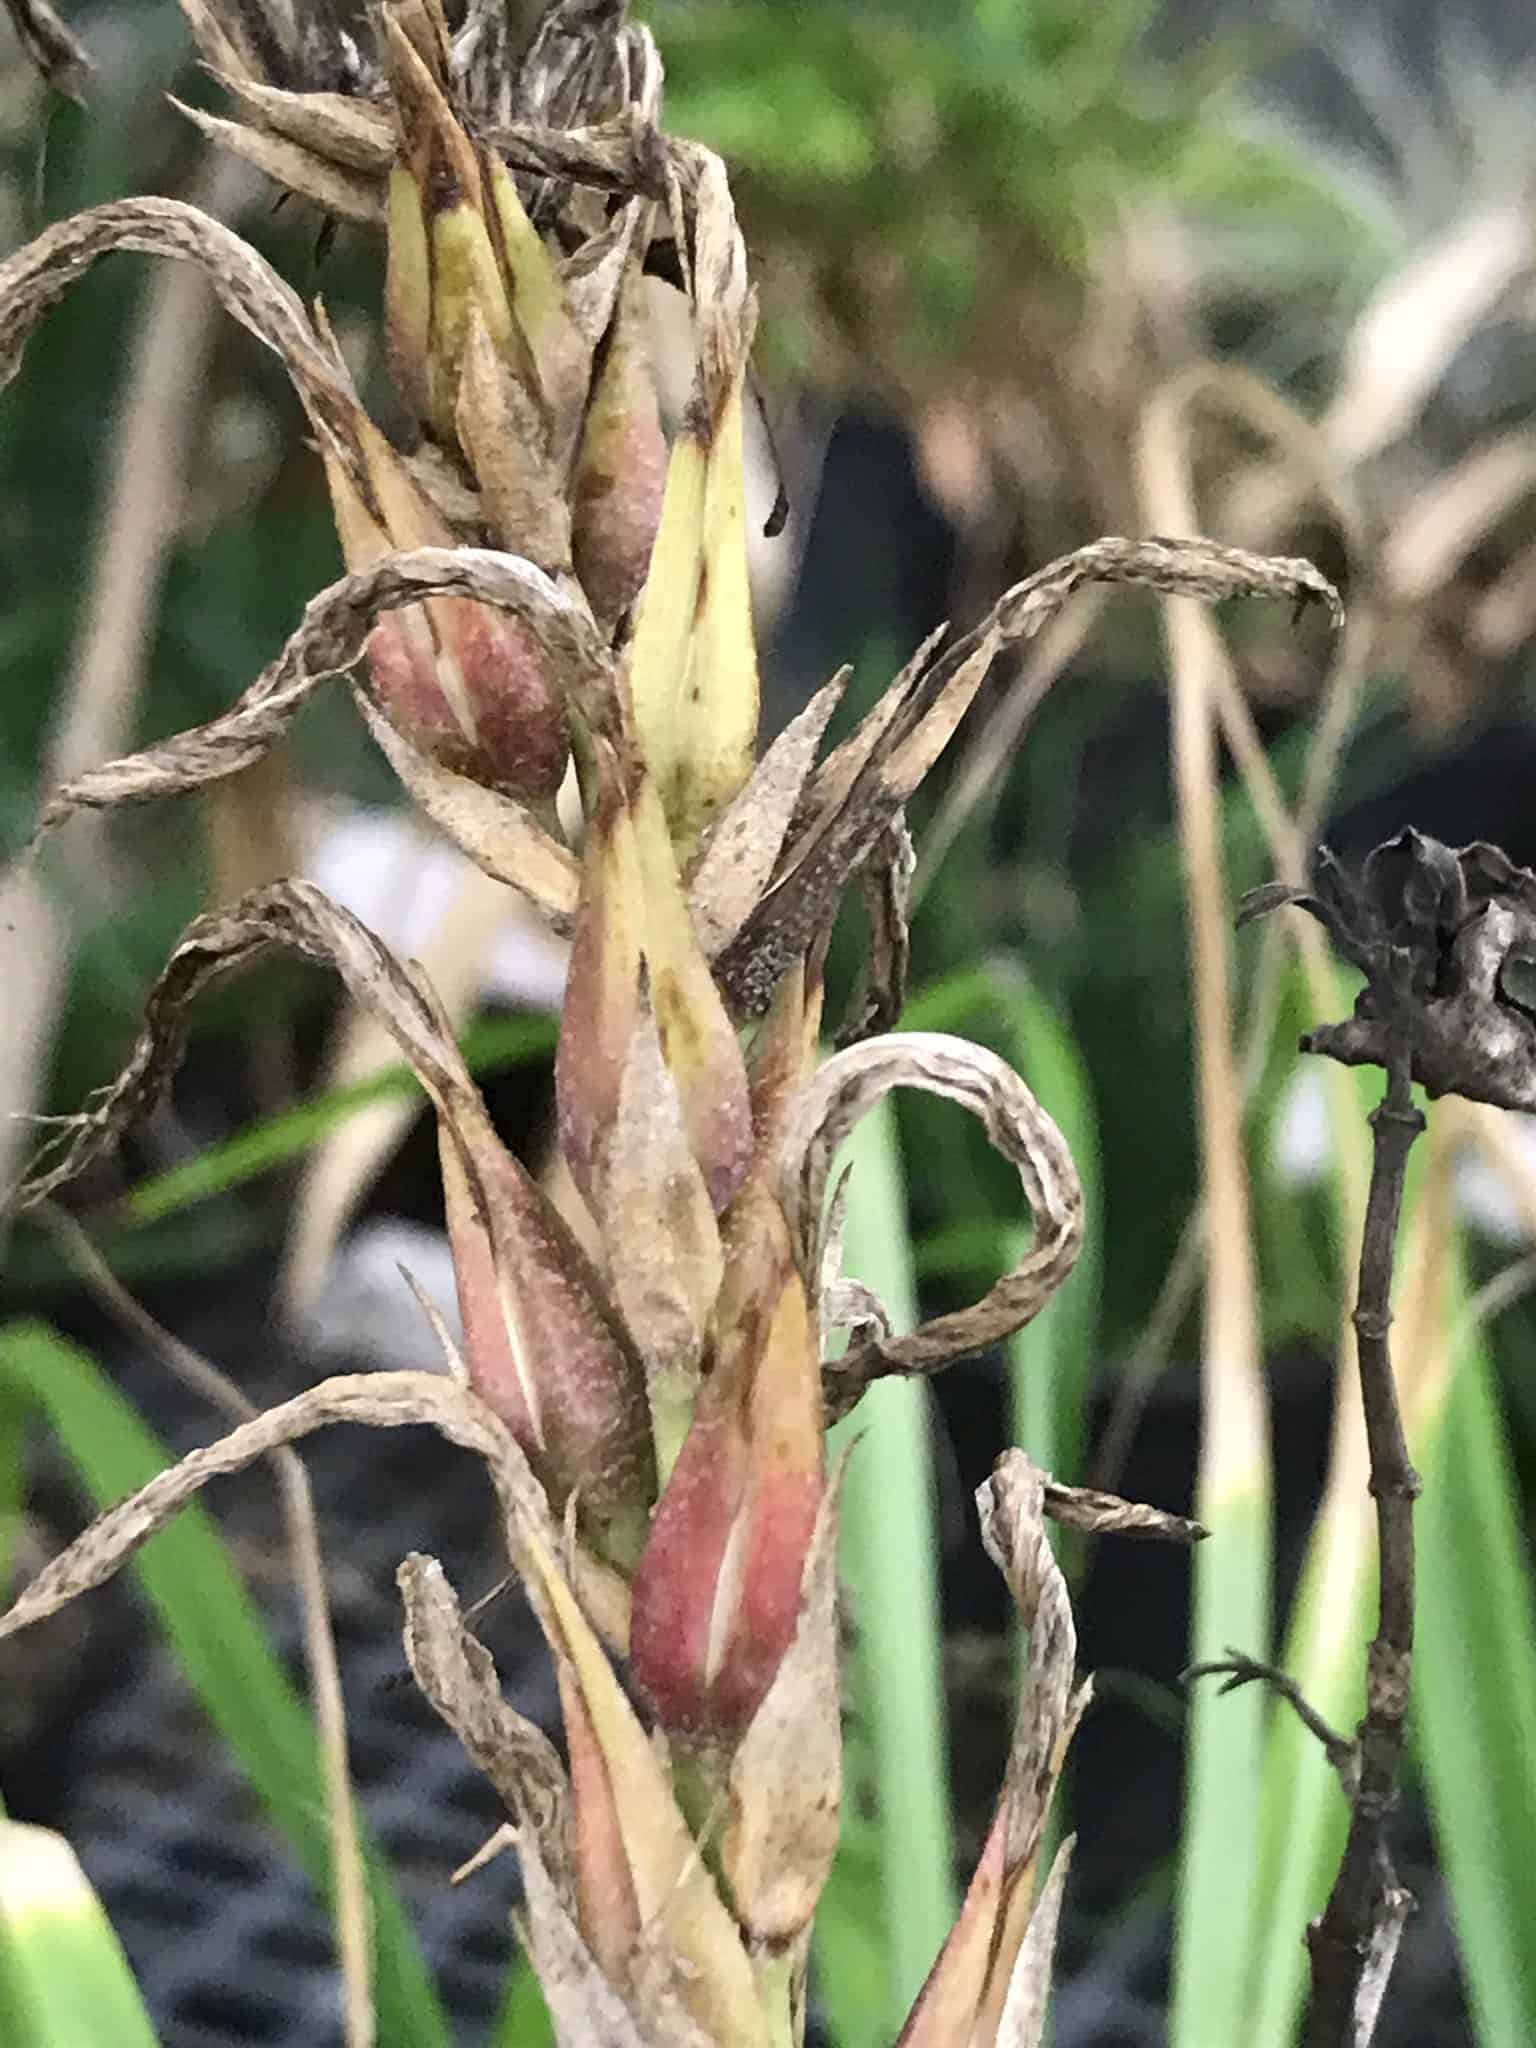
left=0, top=4, right=1338, bottom=2041
left=1243, top=828, right=1536, bottom=1113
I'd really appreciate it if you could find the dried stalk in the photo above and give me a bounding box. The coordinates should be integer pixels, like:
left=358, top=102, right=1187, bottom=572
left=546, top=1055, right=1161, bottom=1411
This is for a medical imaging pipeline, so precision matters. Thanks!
left=1303, top=959, right=1424, bottom=2047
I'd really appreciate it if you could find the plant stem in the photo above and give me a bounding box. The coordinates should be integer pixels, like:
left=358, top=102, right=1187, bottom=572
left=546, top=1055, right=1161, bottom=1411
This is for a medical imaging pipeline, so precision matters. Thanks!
left=1304, top=952, right=1424, bottom=2046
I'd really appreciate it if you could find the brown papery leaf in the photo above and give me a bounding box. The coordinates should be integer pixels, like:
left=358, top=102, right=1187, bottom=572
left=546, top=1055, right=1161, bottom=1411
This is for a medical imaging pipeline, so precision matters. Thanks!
left=173, top=101, right=384, bottom=222
left=777, top=1032, right=1084, bottom=1418
left=0, top=1373, right=521, bottom=1643
left=205, top=71, right=395, bottom=175
left=12, top=881, right=452, bottom=1209
left=31, top=547, right=603, bottom=841
left=836, top=811, right=915, bottom=1045
left=0, top=198, right=356, bottom=447
left=1042, top=1479, right=1206, bottom=1546
left=995, top=1836, right=1076, bottom=2048
left=900, top=1454, right=1088, bottom=2047
left=353, top=686, right=578, bottom=934
left=485, top=116, right=674, bottom=201
left=398, top=1553, right=571, bottom=1884
left=688, top=669, right=850, bottom=960
left=980, top=1454, right=1090, bottom=1873
left=719, top=536, right=1341, bottom=1017
left=515, top=1828, right=652, bottom=2048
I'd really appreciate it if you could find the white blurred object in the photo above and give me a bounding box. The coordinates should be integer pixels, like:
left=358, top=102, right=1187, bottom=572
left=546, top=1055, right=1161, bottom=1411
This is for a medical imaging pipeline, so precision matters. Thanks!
left=284, top=802, right=567, bottom=1320
left=299, top=1219, right=464, bottom=1372
left=1272, top=1065, right=1536, bottom=1243
left=306, top=804, right=568, bottom=1012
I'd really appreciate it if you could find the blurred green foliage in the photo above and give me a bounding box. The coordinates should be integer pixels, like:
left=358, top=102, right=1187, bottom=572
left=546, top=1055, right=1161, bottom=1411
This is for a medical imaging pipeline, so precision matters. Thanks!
left=645, top=0, right=1356, bottom=390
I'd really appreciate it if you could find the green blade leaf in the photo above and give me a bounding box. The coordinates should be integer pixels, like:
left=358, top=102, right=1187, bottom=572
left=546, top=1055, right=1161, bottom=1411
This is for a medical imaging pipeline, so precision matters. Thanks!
left=1417, top=1299, right=1536, bottom=2047
left=1001, top=970, right=1102, bottom=1485
left=0, top=1321, right=450, bottom=2048
left=0, top=1816, right=161, bottom=2048
left=119, top=1011, right=556, bottom=1227
left=824, top=1100, right=957, bottom=2035
left=489, top=1954, right=556, bottom=2048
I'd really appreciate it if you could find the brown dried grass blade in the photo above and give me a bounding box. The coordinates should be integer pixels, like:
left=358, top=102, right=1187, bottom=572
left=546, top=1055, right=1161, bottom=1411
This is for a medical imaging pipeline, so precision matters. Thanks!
left=1041, top=1480, right=1206, bottom=1545
left=203, top=72, right=395, bottom=175
left=0, top=198, right=349, bottom=430
left=398, top=1552, right=570, bottom=1877
left=0, top=1372, right=518, bottom=1642
left=11, top=879, right=465, bottom=1209
left=31, top=547, right=602, bottom=844
left=778, top=1032, right=1084, bottom=1418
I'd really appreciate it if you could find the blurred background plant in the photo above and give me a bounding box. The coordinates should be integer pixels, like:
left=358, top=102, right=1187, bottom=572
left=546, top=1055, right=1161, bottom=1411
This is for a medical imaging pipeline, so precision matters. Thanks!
left=4, top=1, right=1536, bottom=2045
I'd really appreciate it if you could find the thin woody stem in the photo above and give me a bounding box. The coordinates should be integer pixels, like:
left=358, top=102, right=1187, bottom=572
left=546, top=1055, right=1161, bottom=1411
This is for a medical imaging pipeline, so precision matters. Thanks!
left=1305, top=944, right=1424, bottom=2046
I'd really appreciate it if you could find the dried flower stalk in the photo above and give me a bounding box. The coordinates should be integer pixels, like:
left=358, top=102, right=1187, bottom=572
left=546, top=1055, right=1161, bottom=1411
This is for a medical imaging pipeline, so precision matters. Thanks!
left=0, top=5, right=1340, bottom=2042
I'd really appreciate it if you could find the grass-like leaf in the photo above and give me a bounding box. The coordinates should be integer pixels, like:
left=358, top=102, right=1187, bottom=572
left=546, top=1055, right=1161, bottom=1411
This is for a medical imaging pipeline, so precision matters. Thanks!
left=0, top=1320, right=450, bottom=2048
left=822, top=1099, right=957, bottom=2034
left=1416, top=1284, right=1536, bottom=2046
left=489, top=1954, right=557, bottom=2048
left=0, top=1813, right=161, bottom=2048
left=119, top=1010, right=556, bottom=1226
left=1002, top=972, right=1101, bottom=1486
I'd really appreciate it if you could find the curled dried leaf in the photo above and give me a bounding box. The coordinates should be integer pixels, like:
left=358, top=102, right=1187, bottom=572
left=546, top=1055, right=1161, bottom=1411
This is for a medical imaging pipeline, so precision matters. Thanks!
left=398, top=1553, right=571, bottom=1880
left=899, top=1452, right=1088, bottom=2048
left=1041, top=1480, right=1206, bottom=1545
left=0, top=199, right=352, bottom=442
left=12, top=881, right=452, bottom=1209
left=0, top=1372, right=519, bottom=1643
left=778, top=1033, right=1084, bottom=1418
left=31, top=547, right=604, bottom=843
left=980, top=1453, right=1089, bottom=1856
left=719, top=536, right=1341, bottom=1018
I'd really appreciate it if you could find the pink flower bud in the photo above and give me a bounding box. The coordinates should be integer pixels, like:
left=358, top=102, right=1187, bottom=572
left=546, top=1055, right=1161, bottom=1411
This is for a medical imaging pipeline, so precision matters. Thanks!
left=629, top=1190, right=824, bottom=1742
left=438, top=1115, right=654, bottom=1570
